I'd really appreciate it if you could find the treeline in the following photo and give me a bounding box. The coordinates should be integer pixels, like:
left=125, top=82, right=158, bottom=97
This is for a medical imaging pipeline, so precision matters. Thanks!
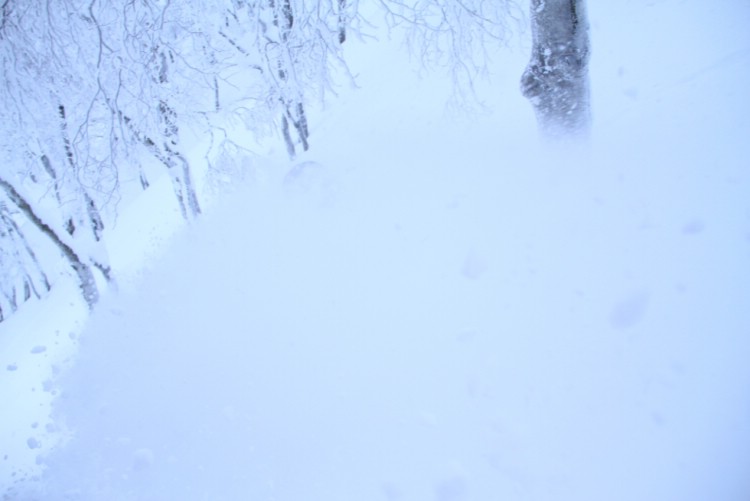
left=0, top=0, right=522, bottom=321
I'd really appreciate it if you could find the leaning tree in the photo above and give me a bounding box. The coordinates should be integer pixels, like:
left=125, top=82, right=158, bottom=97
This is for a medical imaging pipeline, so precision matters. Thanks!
left=0, top=0, right=354, bottom=319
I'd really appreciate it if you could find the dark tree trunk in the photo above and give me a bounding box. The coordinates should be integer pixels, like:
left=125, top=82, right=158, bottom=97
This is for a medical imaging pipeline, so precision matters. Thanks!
left=521, top=0, right=591, bottom=138
left=338, top=0, right=347, bottom=44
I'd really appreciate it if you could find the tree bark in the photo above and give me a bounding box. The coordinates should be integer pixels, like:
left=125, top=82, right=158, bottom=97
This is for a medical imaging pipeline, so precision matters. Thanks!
left=57, top=105, right=105, bottom=240
left=155, top=49, right=202, bottom=219
left=120, top=111, right=201, bottom=220
left=0, top=202, right=52, bottom=321
left=0, top=177, right=99, bottom=308
left=267, top=0, right=309, bottom=158
left=0, top=206, right=51, bottom=296
left=521, top=0, right=591, bottom=138
left=338, top=0, right=347, bottom=44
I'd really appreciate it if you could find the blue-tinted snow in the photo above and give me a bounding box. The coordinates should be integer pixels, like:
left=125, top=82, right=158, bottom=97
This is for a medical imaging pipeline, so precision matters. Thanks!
left=3, top=0, right=750, bottom=499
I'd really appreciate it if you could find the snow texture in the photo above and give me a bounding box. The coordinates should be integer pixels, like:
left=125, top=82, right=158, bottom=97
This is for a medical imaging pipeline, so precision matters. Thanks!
left=2, top=1, right=750, bottom=500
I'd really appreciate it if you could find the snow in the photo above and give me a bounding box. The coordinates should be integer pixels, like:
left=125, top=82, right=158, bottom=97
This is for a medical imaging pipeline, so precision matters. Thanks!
left=2, top=0, right=750, bottom=499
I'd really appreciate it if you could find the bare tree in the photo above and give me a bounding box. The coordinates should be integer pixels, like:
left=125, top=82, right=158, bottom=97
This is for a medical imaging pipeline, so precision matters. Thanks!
left=0, top=1, right=116, bottom=311
left=0, top=196, right=51, bottom=320
left=0, top=177, right=100, bottom=308
left=521, top=0, right=591, bottom=137
left=219, top=0, right=351, bottom=157
left=376, top=0, right=523, bottom=106
left=0, top=0, right=354, bottom=319
left=0, top=0, right=594, bottom=323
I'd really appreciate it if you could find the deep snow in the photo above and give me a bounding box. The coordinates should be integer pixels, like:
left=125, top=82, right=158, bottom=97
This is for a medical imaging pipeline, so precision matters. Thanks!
left=2, top=1, right=750, bottom=500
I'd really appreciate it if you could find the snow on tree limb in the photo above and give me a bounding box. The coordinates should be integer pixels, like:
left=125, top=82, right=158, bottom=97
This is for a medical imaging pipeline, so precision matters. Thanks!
left=0, top=0, right=589, bottom=319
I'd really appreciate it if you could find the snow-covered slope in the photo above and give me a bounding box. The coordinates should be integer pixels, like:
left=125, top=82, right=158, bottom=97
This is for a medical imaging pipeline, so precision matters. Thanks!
left=2, top=1, right=750, bottom=499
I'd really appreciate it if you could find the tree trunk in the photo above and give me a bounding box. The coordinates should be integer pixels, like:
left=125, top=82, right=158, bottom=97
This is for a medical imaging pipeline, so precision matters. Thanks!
left=0, top=177, right=99, bottom=308
left=57, top=105, right=106, bottom=240
left=156, top=50, right=202, bottom=219
left=120, top=110, right=201, bottom=220
left=521, top=0, right=591, bottom=138
left=338, top=0, right=347, bottom=44
left=0, top=202, right=52, bottom=321
left=268, top=0, right=309, bottom=158
left=0, top=206, right=51, bottom=296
